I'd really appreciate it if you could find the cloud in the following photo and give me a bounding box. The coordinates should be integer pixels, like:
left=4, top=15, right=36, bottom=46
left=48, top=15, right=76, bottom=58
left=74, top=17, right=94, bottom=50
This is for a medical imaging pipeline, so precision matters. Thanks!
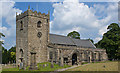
left=94, top=37, right=102, bottom=43
left=50, top=0, right=120, bottom=2
left=50, top=0, right=118, bottom=43
left=98, top=25, right=108, bottom=36
left=1, top=0, right=22, bottom=37
left=0, top=0, right=22, bottom=49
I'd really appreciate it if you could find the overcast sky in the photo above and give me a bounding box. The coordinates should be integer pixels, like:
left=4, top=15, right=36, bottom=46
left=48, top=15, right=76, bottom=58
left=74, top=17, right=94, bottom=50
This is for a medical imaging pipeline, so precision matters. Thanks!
left=0, top=0, right=119, bottom=50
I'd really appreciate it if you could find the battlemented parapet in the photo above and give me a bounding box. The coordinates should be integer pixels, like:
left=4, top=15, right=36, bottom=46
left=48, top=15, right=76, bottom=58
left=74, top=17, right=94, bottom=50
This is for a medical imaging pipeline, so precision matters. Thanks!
left=16, top=7, right=49, bottom=21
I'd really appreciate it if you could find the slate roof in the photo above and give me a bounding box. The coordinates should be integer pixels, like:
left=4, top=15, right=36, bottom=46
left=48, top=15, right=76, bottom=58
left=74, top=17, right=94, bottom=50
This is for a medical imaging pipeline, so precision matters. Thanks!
left=49, top=34, right=96, bottom=48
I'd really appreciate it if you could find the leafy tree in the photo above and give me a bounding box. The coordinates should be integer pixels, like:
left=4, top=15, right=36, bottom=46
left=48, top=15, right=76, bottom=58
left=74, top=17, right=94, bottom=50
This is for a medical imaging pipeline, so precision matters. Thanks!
left=10, top=52, right=16, bottom=63
left=8, top=46, right=16, bottom=63
left=0, top=32, right=5, bottom=64
left=67, top=31, right=80, bottom=39
left=0, top=32, right=16, bottom=63
left=9, top=46, right=16, bottom=52
left=0, top=32, right=5, bottom=45
left=95, top=23, right=120, bottom=60
left=2, top=47, right=9, bottom=64
left=2, top=46, right=16, bottom=64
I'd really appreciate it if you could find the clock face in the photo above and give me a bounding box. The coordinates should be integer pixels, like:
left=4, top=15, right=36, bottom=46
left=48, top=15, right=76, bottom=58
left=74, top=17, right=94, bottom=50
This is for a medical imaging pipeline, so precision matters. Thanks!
left=37, top=32, right=42, bottom=38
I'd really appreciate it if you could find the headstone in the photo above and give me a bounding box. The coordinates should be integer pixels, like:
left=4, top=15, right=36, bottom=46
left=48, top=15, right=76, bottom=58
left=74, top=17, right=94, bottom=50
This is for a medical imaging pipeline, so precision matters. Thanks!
left=79, top=61, right=82, bottom=65
left=19, top=62, right=23, bottom=69
left=43, top=64, right=45, bottom=68
left=45, top=64, right=46, bottom=67
left=58, top=60, right=61, bottom=66
left=50, top=63, right=54, bottom=68
left=39, top=64, right=41, bottom=67
left=9, top=61, right=10, bottom=65
left=18, top=64, right=19, bottom=69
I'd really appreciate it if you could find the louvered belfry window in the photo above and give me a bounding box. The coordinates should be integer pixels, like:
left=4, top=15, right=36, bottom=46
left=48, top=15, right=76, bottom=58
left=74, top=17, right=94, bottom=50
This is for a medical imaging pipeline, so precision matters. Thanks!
left=37, top=21, right=41, bottom=28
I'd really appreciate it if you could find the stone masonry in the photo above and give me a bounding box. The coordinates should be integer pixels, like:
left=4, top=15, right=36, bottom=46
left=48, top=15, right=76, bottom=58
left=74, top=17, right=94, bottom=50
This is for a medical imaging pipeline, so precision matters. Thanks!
left=16, top=7, right=108, bottom=68
left=16, top=7, right=49, bottom=67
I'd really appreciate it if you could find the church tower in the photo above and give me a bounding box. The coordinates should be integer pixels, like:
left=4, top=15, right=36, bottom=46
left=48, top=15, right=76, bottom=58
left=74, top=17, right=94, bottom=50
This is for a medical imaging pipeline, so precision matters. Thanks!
left=16, top=6, right=50, bottom=66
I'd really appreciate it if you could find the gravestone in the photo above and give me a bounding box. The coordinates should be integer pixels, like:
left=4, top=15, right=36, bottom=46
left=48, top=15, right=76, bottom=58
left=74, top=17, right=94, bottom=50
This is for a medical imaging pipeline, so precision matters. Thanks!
left=50, top=63, right=54, bottom=68
left=58, top=60, right=61, bottom=66
left=19, top=62, right=23, bottom=69
left=45, top=64, right=46, bottom=67
left=43, top=64, right=45, bottom=68
left=39, top=64, right=41, bottom=67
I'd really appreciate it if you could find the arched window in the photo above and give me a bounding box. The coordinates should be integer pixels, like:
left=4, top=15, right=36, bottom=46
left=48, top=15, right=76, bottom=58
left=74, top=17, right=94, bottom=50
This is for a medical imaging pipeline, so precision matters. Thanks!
left=37, top=21, right=41, bottom=28
left=20, top=49, right=23, bottom=57
left=20, top=21, right=23, bottom=30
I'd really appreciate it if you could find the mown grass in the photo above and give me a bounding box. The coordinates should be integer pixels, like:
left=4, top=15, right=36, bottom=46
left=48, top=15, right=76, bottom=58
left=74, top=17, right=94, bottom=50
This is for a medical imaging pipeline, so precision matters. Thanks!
left=36, top=62, right=70, bottom=71
left=2, top=62, right=70, bottom=71
left=67, top=61, right=118, bottom=71
left=2, top=61, right=118, bottom=71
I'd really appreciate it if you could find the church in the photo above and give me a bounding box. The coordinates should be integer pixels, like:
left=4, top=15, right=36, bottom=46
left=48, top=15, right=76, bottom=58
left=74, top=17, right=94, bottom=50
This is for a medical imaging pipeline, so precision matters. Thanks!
left=16, top=7, right=108, bottom=68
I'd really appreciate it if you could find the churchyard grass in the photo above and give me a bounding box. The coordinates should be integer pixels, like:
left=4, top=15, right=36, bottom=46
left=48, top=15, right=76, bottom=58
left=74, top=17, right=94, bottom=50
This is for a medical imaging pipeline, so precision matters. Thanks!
left=36, top=62, right=70, bottom=71
left=2, top=61, right=118, bottom=71
left=66, top=61, right=118, bottom=71
left=2, top=62, right=70, bottom=71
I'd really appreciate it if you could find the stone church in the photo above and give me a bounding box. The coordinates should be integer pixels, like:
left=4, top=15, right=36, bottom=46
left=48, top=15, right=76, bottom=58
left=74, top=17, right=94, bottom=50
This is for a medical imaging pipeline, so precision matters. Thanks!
left=16, top=7, right=108, bottom=68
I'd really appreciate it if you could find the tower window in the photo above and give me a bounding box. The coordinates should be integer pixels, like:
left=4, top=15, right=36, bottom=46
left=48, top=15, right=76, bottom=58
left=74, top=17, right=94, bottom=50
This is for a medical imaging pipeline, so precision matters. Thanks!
left=20, top=21, right=23, bottom=30
left=20, top=49, right=23, bottom=57
left=37, top=21, right=41, bottom=28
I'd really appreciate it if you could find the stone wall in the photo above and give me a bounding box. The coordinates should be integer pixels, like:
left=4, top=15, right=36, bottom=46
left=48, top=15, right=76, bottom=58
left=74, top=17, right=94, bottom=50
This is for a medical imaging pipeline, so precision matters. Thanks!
left=16, top=15, right=28, bottom=67
left=47, top=43, right=108, bottom=66
left=16, top=8, right=50, bottom=67
left=16, top=8, right=107, bottom=67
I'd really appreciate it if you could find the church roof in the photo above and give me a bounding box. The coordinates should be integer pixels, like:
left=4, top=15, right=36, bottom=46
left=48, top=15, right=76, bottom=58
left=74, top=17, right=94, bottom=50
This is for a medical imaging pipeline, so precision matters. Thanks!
left=49, top=34, right=96, bottom=49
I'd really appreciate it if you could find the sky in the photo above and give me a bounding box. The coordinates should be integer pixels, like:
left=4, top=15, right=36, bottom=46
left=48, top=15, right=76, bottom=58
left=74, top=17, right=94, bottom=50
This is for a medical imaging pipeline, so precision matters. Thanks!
left=0, top=0, right=119, bottom=50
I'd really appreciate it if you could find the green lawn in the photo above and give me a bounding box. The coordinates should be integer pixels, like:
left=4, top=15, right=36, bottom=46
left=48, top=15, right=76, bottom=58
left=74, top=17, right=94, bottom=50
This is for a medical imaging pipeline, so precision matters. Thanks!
left=37, top=62, right=70, bottom=71
left=67, top=61, right=118, bottom=71
left=2, top=62, right=70, bottom=71
left=2, top=61, right=118, bottom=71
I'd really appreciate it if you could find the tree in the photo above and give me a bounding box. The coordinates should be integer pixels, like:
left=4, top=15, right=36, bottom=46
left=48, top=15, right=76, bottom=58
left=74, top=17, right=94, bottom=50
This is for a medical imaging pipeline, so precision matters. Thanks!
left=0, top=32, right=5, bottom=46
left=9, top=46, right=16, bottom=52
left=95, top=23, right=120, bottom=60
left=0, top=32, right=16, bottom=63
left=2, top=47, right=9, bottom=64
left=0, top=32, right=5, bottom=64
left=8, top=46, right=16, bottom=63
left=0, top=32, right=5, bottom=38
left=67, top=31, right=80, bottom=39
left=10, top=52, right=16, bottom=63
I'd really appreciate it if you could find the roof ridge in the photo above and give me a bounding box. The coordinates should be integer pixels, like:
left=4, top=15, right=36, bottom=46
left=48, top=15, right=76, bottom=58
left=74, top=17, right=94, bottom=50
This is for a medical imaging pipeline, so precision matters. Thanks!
left=89, top=40, right=96, bottom=48
left=49, top=33, right=96, bottom=48
left=49, top=33, right=89, bottom=41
